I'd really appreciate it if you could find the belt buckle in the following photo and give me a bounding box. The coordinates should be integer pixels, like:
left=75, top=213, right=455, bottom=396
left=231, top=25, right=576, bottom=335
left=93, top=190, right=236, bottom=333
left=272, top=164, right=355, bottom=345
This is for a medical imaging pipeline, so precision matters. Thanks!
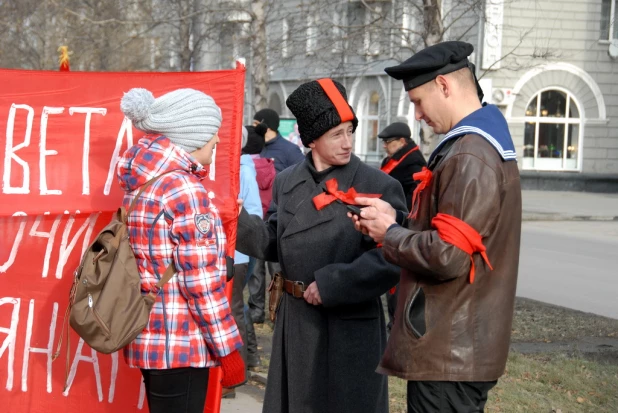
left=293, top=281, right=305, bottom=298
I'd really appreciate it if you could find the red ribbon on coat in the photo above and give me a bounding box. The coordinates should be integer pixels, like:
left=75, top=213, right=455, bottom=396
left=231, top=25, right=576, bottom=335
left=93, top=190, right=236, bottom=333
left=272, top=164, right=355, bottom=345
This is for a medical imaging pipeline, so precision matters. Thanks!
left=312, top=178, right=381, bottom=210
left=380, top=146, right=420, bottom=175
left=408, top=167, right=433, bottom=220
left=431, top=213, right=494, bottom=284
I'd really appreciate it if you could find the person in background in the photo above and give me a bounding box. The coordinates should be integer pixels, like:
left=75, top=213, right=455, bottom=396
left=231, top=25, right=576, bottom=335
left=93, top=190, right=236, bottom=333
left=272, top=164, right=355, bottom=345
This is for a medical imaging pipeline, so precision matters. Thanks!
left=222, top=126, right=263, bottom=398
left=379, top=122, right=427, bottom=208
left=240, top=124, right=277, bottom=368
left=247, top=109, right=304, bottom=330
left=117, top=87, right=245, bottom=413
left=244, top=123, right=276, bottom=218
left=254, top=108, right=304, bottom=173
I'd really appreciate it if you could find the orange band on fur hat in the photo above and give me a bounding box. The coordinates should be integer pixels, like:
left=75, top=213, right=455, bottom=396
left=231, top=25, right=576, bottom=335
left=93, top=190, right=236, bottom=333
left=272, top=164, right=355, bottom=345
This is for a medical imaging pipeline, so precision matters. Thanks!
left=316, top=78, right=355, bottom=123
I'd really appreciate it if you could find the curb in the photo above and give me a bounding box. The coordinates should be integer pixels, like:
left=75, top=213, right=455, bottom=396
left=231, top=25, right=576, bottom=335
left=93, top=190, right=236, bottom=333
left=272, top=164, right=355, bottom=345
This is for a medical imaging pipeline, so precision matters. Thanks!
left=249, top=371, right=268, bottom=386
left=523, top=213, right=618, bottom=222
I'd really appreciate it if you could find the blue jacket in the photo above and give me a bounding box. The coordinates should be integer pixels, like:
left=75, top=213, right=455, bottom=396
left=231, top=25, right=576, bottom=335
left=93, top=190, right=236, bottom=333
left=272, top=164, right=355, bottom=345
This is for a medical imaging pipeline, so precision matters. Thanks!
left=260, top=134, right=305, bottom=173
left=235, top=155, right=263, bottom=264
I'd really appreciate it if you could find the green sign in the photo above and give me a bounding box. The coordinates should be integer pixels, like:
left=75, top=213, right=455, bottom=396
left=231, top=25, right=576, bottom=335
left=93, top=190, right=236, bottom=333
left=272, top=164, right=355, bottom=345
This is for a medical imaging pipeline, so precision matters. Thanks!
left=278, top=118, right=297, bottom=138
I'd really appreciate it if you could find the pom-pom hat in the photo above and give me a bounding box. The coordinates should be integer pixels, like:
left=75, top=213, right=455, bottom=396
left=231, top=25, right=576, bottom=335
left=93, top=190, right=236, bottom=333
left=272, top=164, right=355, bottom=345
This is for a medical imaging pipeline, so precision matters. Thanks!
left=120, top=88, right=222, bottom=154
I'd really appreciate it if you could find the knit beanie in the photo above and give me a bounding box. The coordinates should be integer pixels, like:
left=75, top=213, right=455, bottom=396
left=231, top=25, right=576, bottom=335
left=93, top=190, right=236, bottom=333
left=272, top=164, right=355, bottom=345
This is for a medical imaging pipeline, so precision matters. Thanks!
left=286, top=78, right=358, bottom=147
left=243, top=123, right=268, bottom=155
left=253, top=108, right=280, bottom=132
left=120, top=88, right=222, bottom=153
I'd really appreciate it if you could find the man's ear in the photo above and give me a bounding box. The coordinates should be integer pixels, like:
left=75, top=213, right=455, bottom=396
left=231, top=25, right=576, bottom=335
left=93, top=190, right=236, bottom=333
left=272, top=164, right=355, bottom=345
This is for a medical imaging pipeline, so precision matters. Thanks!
left=435, top=75, right=450, bottom=97
left=309, top=141, right=316, bottom=149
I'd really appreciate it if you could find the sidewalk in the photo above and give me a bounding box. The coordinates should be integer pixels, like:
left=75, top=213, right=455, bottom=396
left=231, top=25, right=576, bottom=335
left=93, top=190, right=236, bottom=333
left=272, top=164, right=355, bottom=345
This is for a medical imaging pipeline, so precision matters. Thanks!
left=219, top=189, right=617, bottom=412
left=220, top=378, right=265, bottom=413
left=522, top=190, right=618, bottom=221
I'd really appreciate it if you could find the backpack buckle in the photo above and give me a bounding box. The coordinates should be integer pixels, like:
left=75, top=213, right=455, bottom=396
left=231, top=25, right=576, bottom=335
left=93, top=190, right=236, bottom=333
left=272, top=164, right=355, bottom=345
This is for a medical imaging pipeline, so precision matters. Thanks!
left=149, top=285, right=161, bottom=298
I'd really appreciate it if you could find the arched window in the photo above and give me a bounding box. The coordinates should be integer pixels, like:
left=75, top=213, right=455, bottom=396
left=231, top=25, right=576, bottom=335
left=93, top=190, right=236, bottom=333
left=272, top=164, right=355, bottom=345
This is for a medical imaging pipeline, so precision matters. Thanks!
left=268, top=93, right=282, bottom=115
left=357, top=91, right=383, bottom=163
left=523, top=89, right=582, bottom=170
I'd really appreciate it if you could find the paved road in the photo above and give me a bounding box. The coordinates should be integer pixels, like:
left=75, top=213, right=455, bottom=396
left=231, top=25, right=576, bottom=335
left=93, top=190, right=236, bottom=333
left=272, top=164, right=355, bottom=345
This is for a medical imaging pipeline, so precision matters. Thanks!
left=220, top=382, right=264, bottom=413
left=517, top=221, right=618, bottom=319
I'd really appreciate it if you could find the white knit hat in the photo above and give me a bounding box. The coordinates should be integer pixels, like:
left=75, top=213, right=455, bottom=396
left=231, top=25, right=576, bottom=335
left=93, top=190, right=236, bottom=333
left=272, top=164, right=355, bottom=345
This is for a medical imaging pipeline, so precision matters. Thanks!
left=120, top=88, right=222, bottom=153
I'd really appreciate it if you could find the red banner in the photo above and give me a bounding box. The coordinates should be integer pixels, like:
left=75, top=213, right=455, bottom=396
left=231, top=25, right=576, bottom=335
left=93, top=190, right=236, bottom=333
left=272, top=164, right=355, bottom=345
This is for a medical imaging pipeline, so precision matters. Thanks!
left=0, top=67, right=245, bottom=413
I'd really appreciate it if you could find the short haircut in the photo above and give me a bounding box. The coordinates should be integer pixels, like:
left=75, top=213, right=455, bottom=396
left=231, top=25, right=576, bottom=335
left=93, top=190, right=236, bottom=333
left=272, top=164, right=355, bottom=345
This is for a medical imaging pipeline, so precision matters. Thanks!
left=447, top=67, right=477, bottom=92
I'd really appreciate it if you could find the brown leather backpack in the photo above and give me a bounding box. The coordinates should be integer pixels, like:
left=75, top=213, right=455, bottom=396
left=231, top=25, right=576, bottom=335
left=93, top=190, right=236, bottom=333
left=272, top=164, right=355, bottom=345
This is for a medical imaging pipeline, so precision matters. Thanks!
left=63, top=172, right=176, bottom=355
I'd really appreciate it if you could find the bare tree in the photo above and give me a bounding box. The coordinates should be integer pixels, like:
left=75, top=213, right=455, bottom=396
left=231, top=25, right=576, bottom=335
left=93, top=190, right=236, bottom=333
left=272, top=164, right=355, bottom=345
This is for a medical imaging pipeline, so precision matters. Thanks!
left=0, top=0, right=559, bottom=128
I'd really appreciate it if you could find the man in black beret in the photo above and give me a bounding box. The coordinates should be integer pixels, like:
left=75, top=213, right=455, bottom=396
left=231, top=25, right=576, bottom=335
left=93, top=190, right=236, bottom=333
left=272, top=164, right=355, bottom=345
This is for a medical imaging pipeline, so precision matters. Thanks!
left=236, top=78, right=406, bottom=413
left=352, top=41, right=522, bottom=412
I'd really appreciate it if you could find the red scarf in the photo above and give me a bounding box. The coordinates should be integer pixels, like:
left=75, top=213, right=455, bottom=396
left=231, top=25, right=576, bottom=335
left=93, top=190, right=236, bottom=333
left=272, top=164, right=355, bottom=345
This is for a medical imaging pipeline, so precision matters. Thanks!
left=408, top=167, right=432, bottom=220
left=380, top=146, right=419, bottom=175
left=312, top=178, right=381, bottom=210
left=432, top=213, right=493, bottom=284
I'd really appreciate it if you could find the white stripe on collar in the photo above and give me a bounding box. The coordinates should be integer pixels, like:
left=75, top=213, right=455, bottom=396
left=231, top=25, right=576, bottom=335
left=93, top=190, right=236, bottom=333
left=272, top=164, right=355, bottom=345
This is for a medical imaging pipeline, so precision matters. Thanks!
left=442, top=126, right=517, bottom=160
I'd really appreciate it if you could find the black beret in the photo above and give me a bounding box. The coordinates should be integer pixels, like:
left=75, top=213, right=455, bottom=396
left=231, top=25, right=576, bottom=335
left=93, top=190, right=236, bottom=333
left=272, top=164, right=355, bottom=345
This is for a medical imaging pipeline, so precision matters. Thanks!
left=378, top=122, right=411, bottom=140
left=253, top=108, right=280, bottom=132
left=385, top=41, right=474, bottom=91
left=286, top=78, right=358, bottom=147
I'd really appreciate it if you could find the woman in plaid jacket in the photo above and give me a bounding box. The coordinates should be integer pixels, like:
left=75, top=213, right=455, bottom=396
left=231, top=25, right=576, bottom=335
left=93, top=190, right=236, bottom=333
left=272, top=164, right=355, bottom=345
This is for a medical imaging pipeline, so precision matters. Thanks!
left=117, top=88, right=244, bottom=413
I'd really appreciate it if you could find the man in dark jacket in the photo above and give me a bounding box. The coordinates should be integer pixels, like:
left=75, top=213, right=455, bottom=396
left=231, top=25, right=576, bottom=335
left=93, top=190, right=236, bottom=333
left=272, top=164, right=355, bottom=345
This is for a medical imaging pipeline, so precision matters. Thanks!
left=353, top=41, right=522, bottom=412
left=237, top=79, right=407, bottom=413
left=379, top=122, right=427, bottom=208
left=254, top=108, right=304, bottom=173
left=378, top=122, right=427, bottom=334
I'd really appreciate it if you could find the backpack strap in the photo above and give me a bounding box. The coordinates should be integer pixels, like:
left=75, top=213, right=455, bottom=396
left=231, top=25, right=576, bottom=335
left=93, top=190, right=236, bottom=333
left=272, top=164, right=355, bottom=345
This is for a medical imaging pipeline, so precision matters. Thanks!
left=123, top=169, right=181, bottom=224
left=123, top=169, right=184, bottom=296
left=148, top=262, right=176, bottom=299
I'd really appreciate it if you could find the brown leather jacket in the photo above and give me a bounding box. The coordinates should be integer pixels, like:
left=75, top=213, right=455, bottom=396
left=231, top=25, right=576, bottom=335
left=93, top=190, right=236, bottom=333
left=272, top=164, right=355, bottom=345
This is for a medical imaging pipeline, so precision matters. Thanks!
left=378, top=134, right=522, bottom=382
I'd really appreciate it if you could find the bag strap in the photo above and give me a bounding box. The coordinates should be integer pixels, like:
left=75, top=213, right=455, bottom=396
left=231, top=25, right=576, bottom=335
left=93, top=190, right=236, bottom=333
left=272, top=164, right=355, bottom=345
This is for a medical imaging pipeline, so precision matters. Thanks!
left=156, top=263, right=176, bottom=288
left=53, top=272, right=80, bottom=391
left=123, top=169, right=181, bottom=224
left=124, top=169, right=182, bottom=295
left=148, top=263, right=176, bottom=299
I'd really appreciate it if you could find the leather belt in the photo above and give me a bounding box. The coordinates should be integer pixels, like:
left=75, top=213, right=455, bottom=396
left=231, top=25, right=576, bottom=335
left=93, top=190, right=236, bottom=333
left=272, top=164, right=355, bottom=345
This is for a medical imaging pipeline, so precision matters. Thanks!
left=282, top=277, right=306, bottom=298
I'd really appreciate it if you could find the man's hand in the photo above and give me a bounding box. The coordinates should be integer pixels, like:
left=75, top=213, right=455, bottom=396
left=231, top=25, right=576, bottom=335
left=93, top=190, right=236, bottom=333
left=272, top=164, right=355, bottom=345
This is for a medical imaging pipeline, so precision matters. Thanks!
left=355, top=197, right=397, bottom=218
left=303, top=281, right=322, bottom=306
left=237, top=199, right=243, bottom=216
left=348, top=197, right=397, bottom=244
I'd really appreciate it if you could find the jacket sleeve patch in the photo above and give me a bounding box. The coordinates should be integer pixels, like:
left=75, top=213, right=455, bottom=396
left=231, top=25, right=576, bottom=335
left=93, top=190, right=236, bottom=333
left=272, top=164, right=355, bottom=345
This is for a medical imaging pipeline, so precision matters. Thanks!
left=195, top=213, right=212, bottom=235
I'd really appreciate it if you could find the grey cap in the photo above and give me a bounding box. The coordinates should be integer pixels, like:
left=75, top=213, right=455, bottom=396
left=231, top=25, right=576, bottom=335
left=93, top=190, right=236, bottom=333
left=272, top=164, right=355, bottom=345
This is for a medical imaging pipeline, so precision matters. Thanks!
left=121, top=88, right=222, bottom=153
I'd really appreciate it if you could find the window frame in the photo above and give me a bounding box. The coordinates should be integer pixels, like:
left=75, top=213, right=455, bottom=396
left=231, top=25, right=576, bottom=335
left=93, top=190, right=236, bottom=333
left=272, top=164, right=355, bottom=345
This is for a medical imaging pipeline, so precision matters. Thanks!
left=600, top=0, right=617, bottom=42
left=522, top=87, right=583, bottom=172
left=355, top=90, right=384, bottom=163
left=306, top=15, right=317, bottom=56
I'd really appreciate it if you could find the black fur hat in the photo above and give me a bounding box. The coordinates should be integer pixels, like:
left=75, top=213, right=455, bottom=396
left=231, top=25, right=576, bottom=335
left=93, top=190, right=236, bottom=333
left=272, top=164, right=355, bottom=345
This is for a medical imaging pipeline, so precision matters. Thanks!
left=286, top=79, right=358, bottom=147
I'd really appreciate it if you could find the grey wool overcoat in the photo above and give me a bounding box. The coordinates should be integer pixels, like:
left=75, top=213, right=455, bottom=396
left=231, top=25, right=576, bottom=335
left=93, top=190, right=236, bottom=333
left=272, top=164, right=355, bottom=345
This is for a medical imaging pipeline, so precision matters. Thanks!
left=236, top=154, right=407, bottom=413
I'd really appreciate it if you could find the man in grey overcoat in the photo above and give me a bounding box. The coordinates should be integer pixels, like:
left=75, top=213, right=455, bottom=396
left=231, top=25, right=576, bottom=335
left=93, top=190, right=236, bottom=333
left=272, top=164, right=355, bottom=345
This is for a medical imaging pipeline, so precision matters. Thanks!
left=236, top=78, right=407, bottom=413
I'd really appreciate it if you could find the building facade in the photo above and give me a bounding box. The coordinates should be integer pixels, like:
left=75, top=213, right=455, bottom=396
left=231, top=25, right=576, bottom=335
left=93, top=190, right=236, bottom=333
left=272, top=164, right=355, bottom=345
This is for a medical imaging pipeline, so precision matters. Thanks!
left=263, top=0, right=618, bottom=190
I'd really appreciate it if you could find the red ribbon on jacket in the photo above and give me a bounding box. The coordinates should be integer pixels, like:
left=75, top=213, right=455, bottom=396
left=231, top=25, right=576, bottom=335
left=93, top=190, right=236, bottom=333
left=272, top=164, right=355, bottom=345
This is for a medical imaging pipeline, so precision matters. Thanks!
left=312, top=178, right=381, bottom=210
left=380, top=146, right=419, bottom=175
left=431, top=213, right=494, bottom=284
left=408, top=167, right=433, bottom=220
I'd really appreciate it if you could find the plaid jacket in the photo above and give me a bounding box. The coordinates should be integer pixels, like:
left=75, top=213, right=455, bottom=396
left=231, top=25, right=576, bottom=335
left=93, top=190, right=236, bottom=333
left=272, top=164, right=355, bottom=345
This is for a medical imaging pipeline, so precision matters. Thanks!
left=117, top=135, right=242, bottom=369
